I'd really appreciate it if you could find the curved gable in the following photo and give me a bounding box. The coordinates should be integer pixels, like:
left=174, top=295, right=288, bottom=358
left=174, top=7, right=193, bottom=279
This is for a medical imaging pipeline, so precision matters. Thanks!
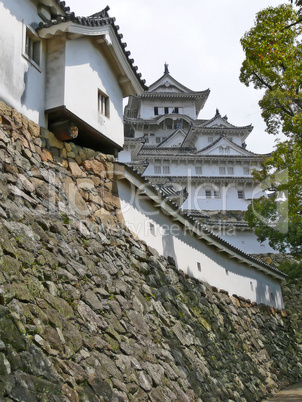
left=198, top=136, right=257, bottom=156
left=148, top=73, right=193, bottom=94
left=158, top=129, right=187, bottom=148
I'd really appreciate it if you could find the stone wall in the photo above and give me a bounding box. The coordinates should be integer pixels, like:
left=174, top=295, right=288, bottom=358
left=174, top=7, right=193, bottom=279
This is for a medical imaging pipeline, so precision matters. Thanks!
left=0, top=102, right=301, bottom=401
left=254, top=253, right=302, bottom=346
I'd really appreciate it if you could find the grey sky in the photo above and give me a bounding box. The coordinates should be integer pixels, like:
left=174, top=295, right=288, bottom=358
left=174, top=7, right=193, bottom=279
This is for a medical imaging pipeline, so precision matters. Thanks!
left=68, top=0, right=283, bottom=153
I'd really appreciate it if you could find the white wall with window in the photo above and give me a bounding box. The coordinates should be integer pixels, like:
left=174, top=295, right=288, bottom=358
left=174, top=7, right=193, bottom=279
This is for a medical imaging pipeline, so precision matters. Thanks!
left=181, top=183, right=251, bottom=211
left=140, top=100, right=196, bottom=120
left=117, top=176, right=284, bottom=308
left=0, top=0, right=46, bottom=125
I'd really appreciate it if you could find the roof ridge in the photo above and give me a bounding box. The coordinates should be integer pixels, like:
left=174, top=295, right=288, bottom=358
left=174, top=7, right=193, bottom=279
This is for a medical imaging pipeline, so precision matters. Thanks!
left=37, top=5, right=147, bottom=90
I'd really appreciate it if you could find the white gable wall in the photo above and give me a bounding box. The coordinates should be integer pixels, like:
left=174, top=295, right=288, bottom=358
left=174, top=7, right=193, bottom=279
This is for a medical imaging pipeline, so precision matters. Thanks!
left=0, top=0, right=46, bottom=125
left=118, top=178, right=284, bottom=308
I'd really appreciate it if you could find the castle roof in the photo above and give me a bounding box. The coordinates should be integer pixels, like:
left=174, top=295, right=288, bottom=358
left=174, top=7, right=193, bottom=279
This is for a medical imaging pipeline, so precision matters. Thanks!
left=143, top=72, right=209, bottom=115
left=37, top=5, right=147, bottom=92
left=196, top=134, right=259, bottom=157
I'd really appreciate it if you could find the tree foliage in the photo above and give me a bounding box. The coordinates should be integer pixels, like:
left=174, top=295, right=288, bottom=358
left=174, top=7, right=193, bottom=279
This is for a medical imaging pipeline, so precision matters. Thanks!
left=240, top=4, right=302, bottom=139
left=241, top=4, right=302, bottom=254
left=245, top=139, right=302, bottom=254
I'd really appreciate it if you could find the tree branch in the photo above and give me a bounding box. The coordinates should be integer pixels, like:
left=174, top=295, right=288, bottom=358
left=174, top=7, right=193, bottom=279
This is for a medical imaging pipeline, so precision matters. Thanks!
left=252, top=71, right=273, bottom=90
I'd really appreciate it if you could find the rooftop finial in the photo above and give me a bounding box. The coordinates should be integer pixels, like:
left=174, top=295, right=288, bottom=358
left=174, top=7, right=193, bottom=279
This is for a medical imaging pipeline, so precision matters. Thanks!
left=215, top=108, right=220, bottom=116
left=164, top=62, right=169, bottom=75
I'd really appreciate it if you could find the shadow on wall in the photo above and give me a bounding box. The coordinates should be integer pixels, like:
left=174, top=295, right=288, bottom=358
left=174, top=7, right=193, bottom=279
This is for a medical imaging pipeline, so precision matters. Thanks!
left=118, top=180, right=281, bottom=307
left=65, top=40, right=123, bottom=122
left=162, top=230, right=177, bottom=266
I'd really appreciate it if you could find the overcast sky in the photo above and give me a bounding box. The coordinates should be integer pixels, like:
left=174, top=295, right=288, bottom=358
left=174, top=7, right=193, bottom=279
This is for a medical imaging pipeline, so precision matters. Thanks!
left=68, top=0, right=283, bottom=153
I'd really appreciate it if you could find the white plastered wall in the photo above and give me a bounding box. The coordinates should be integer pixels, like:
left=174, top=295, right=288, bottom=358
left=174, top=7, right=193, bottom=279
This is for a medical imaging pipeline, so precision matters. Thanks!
left=218, top=230, right=276, bottom=254
left=118, top=179, right=284, bottom=309
left=0, top=0, right=46, bottom=125
left=64, top=38, right=124, bottom=147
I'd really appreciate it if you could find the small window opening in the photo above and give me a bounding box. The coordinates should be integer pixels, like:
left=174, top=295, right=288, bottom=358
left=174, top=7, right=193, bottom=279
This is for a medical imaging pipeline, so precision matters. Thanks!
left=149, top=222, right=155, bottom=236
left=250, top=282, right=254, bottom=292
left=227, top=167, right=234, bottom=175
left=238, top=190, right=244, bottom=199
left=98, top=91, right=110, bottom=117
left=24, top=26, right=41, bottom=67
left=197, top=262, right=201, bottom=272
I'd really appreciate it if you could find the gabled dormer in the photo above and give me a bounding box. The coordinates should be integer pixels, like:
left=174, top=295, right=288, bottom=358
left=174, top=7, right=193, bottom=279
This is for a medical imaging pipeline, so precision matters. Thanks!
left=201, top=110, right=235, bottom=129
left=134, top=65, right=210, bottom=120
left=181, top=110, right=253, bottom=150
left=157, top=128, right=188, bottom=148
left=148, top=65, right=197, bottom=94
left=197, top=135, right=257, bottom=157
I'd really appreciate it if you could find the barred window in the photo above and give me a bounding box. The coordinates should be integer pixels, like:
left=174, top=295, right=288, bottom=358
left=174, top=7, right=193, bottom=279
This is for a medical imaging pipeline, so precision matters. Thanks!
left=24, top=26, right=41, bottom=67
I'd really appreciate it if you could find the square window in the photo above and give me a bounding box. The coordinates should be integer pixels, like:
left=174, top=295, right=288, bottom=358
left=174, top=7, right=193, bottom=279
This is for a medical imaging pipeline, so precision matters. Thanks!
left=154, top=107, right=159, bottom=115
left=208, top=137, right=213, bottom=143
left=205, top=190, right=211, bottom=198
left=156, top=137, right=161, bottom=144
left=214, top=191, right=219, bottom=198
left=98, top=90, right=110, bottom=117
left=238, top=190, right=244, bottom=199
left=24, top=26, right=41, bottom=67
left=163, top=166, right=170, bottom=174
left=167, top=124, right=173, bottom=129
left=243, top=167, right=250, bottom=175
left=154, top=166, right=161, bottom=174
left=219, top=167, right=226, bottom=175
left=195, top=166, right=202, bottom=175
left=164, top=107, right=169, bottom=114
left=227, top=167, right=233, bottom=175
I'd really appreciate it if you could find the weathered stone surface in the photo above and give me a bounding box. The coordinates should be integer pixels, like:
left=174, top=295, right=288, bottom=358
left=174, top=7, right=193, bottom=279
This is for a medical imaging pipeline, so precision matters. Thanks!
left=0, top=104, right=301, bottom=401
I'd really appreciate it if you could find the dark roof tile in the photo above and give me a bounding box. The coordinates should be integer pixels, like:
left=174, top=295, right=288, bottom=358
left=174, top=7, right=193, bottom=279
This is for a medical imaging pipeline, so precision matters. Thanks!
left=38, top=4, right=147, bottom=90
